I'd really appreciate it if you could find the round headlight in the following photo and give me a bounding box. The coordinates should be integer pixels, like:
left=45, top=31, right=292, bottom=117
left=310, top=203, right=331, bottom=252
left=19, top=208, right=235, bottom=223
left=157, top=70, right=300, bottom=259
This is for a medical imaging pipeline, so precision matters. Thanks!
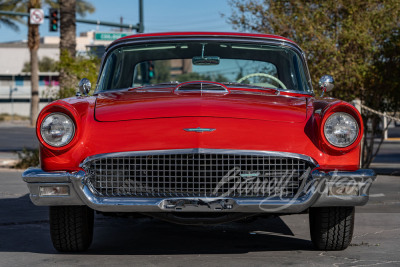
left=40, top=113, right=75, bottom=147
left=324, top=112, right=359, bottom=148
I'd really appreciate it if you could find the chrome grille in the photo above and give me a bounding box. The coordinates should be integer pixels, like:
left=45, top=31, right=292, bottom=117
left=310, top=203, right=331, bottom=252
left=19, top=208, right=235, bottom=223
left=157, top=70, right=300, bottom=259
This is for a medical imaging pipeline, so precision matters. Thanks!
left=83, top=152, right=314, bottom=198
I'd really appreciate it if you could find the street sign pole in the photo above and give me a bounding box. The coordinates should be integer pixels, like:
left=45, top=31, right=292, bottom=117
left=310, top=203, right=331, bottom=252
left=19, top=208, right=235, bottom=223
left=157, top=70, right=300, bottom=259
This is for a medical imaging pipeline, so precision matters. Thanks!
left=29, top=9, right=44, bottom=25
left=0, top=10, right=141, bottom=31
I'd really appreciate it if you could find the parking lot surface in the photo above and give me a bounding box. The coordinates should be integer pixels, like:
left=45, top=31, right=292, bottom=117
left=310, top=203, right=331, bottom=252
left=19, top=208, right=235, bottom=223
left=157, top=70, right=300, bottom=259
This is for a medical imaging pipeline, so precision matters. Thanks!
left=0, top=169, right=399, bottom=266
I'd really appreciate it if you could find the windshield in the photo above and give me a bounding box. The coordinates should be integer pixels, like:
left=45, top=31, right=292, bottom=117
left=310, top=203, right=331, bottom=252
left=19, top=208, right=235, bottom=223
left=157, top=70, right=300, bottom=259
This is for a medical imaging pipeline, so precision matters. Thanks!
left=97, top=41, right=312, bottom=92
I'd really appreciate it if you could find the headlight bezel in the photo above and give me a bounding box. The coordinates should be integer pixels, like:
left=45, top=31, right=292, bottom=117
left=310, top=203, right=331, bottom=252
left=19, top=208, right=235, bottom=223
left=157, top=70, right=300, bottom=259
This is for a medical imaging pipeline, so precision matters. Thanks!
left=319, top=103, right=363, bottom=153
left=39, top=112, right=76, bottom=148
left=323, top=112, right=359, bottom=148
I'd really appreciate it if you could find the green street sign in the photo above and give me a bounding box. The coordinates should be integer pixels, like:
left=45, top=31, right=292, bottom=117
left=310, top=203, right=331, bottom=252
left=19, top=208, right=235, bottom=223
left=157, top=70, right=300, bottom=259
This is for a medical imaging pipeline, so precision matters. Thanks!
left=94, top=32, right=130, bottom=41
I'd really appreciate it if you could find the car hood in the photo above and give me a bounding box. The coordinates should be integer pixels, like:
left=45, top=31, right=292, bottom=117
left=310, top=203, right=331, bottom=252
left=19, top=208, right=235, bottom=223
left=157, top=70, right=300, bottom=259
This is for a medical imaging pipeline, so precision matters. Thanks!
left=94, top=88, right=308, bottom=123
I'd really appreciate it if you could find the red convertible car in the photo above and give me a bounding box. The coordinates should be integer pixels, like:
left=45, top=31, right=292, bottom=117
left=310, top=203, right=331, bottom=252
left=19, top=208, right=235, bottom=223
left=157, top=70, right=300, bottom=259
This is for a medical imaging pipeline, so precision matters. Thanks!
left=23, top=32, right=375, bottom=252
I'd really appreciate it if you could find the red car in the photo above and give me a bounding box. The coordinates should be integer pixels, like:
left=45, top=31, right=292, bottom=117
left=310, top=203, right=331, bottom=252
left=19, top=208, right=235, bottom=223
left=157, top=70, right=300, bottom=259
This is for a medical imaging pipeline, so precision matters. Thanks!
left=23, top=32, right=375, bottom=252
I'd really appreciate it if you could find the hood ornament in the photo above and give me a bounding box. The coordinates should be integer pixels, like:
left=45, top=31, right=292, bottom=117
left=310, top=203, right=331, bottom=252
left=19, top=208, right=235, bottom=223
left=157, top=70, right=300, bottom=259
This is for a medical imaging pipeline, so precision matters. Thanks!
left=184, top=127, right=216, bottom=133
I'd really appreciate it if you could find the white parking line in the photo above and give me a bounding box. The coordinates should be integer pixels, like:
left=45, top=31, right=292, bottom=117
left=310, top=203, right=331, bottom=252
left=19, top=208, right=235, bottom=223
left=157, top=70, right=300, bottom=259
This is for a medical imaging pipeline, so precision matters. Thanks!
left=369, top=193, right=385, bottom=197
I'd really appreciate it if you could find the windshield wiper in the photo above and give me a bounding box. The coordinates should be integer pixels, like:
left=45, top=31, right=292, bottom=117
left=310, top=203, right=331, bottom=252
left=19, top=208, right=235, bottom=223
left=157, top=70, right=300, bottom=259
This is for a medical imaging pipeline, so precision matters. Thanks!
left=129, top=81, right=180, bottom=90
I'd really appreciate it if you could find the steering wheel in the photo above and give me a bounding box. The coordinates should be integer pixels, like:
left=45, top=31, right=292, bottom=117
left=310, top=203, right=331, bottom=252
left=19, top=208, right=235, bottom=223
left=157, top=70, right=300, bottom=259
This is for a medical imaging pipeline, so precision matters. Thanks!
left=237, top=73, right=287, bottom=90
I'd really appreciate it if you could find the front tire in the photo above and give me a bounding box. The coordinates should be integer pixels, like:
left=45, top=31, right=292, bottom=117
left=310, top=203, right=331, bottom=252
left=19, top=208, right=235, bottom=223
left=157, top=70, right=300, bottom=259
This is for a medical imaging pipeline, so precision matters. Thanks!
left=309, top=207, right=354, bottom=251
left=49, top=206, right=94, bottom=252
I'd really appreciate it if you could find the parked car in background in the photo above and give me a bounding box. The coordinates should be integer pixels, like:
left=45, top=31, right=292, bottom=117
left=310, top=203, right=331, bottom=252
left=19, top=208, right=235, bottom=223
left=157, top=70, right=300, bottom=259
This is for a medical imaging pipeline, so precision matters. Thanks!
left=23, top=32, right=375, bottom=252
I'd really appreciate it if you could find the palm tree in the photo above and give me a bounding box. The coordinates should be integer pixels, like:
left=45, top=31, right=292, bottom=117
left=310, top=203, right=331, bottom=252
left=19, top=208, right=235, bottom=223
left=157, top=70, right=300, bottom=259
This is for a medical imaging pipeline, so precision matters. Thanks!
left=28, top=0, right=41, bottom=126
left=2, top=0, right=94, bottom=125
left=45, top=0, right=94, bottom=18
left=0, top=0, right=25, bottom=31
left=1, top=0, right=40, bottom=126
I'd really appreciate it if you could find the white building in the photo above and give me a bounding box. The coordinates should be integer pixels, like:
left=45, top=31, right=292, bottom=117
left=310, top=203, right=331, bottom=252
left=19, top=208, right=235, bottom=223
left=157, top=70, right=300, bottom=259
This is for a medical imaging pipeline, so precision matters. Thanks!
left=0, top=31, right=133, bottom=117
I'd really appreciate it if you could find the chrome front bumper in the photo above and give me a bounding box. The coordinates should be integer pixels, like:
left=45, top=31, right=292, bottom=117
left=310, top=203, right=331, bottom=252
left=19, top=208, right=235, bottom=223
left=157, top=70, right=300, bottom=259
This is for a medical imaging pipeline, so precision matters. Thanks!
left=22, top=168, right=376, bottom=213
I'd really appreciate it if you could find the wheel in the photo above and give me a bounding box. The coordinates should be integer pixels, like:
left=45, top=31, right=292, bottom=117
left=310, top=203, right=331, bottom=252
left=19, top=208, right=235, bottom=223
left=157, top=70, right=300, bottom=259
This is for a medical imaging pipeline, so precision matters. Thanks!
left=309, top=206, right=354, bottom=251
left=49, top=206, right=94, bottom=252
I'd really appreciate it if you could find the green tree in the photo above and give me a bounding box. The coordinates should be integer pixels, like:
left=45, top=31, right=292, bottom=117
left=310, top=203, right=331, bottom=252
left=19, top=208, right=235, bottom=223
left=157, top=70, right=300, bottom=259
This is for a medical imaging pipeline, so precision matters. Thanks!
left=22, top=56, right=57, bottom=72
left=55, top=50, right=100, bottom=99
left=228, top=0, right=400, bottom=167
left=44, top=0, right=95, bottom=96
left=154, top=61, right=171, bottom=84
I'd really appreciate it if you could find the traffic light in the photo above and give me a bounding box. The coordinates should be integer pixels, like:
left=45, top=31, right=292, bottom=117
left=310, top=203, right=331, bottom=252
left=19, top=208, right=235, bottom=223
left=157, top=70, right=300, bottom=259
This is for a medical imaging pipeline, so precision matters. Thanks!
left=49, top=8, right=58, bottom=32
left=148, top=61, right=155, bottom=79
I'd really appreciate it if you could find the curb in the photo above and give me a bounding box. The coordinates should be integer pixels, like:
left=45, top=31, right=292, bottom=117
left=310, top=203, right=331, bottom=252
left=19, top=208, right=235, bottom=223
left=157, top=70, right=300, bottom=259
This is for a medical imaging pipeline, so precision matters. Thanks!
left=0, top=152, right=19, bottom=168
left=0, top=159, right=19, bottom=168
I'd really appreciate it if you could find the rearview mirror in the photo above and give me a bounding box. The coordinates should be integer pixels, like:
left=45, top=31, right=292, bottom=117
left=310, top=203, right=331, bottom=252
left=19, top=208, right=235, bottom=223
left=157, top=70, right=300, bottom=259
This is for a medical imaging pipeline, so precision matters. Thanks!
left=192, top=56, right=220, bottom=65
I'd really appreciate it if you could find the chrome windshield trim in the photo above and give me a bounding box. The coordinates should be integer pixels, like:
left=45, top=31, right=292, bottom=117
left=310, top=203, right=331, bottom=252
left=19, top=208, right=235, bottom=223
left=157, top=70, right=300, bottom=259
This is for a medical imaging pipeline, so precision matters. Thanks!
left=79, top=148, right=318, bottom=168
left=95, top=36, right=314, bottom=95
left=183, top=128, right=216, bottom=133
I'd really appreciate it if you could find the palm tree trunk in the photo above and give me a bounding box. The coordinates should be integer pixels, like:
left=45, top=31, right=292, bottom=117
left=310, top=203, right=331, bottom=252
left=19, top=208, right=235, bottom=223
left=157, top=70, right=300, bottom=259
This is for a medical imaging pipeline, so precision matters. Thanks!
left=28, top=0, right=41, bottom=126
left=59, top=0, right=76, bottom=95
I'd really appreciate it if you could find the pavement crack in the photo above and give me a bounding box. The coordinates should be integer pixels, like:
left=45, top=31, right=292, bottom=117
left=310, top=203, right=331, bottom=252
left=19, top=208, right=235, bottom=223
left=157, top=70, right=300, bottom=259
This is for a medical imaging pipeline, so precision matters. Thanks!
left=353, top=228, right=400, bottom=239
left=319, top=253, right=400, bottom=267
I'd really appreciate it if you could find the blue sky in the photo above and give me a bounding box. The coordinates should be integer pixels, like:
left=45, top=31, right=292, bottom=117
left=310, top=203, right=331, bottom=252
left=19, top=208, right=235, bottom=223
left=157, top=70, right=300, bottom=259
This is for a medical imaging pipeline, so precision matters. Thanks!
left=0, top=0, right=236, bottom=43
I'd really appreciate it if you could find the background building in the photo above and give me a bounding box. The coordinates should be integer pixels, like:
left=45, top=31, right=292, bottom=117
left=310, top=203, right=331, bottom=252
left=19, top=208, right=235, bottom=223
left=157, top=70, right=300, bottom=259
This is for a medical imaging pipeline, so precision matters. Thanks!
left=0, top=31, right=131, bottom=117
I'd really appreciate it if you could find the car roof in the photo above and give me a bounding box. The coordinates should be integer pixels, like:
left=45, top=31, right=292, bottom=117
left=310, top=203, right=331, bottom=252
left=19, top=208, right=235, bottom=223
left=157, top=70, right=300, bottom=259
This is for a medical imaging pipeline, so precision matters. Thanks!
left=110, top=31, right=298, bottom=47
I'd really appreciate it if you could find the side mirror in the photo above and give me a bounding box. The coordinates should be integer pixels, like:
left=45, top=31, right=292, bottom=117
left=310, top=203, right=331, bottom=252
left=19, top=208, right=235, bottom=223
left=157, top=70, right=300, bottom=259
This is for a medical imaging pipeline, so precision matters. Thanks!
left=78, top=78, right=91, bottom=96
left=319, top=75, right=334, bottom=97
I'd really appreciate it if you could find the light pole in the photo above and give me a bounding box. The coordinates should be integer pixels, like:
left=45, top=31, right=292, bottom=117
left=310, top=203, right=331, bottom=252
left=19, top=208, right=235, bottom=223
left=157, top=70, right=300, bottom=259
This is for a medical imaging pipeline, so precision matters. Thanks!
left=9, top=86, right=18, bottom=122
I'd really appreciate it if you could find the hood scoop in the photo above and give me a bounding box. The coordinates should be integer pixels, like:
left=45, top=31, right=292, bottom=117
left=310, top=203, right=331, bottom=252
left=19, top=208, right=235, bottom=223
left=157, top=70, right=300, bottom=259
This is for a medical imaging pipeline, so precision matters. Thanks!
left=174, top=82, right=229, bottom=94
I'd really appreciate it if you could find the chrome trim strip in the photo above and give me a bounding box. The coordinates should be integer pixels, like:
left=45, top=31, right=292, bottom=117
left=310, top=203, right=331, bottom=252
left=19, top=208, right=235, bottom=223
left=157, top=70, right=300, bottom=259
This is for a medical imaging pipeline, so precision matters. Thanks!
left=183, top=128, right=216, bottom=133
left=175, top=82, right=229, bottom=94
left=22, top=167, right=77, bottom=183
left=312, top=169, right=376, bottom=180
left=79, top=148, right=318, bottom=167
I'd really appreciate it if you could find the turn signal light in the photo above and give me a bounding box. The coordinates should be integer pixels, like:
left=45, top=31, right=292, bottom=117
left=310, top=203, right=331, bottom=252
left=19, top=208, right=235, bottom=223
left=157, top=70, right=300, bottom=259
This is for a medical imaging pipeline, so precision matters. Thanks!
left=39, top=186, right=69, bottom=196
left=328, top=185, right=359, bottom=196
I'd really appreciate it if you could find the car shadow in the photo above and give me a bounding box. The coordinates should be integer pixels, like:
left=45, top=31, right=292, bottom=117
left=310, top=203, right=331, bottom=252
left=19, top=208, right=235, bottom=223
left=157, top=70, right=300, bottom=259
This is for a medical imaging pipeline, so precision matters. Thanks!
left=0, top=194, right=313, bottom=254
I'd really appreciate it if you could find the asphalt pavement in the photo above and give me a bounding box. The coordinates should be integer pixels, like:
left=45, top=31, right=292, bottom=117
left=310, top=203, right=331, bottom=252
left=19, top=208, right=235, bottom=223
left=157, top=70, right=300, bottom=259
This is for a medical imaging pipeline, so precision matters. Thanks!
left=0, top=169, right=399, bottom=266
left=0, top=121, right=37, bottom=151
left=0, top=121, right=399, bottom=266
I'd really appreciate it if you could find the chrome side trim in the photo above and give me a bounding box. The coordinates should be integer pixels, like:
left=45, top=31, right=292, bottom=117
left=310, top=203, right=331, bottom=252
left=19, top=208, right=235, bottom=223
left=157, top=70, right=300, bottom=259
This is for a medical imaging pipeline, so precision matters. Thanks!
left=22, top=167, right=80, bottom=183
left=79, top=148, right=318, bottom=167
